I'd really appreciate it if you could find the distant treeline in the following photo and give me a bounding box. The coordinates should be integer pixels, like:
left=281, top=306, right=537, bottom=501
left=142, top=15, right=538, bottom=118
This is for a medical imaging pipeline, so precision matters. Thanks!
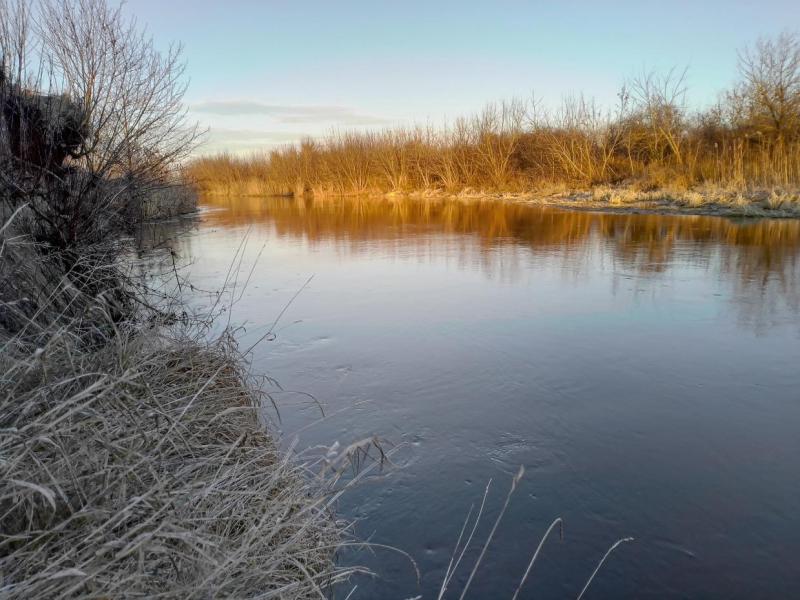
left=188, top=32, right=800, bottom=197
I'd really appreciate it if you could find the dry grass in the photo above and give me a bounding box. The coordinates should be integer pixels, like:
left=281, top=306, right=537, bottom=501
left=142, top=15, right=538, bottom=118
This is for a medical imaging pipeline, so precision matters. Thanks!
left=586, top=184, right=800, bottom=215
left=435, top=467, right=634, bottom=600
left=0, top=218, right=357, bottom=599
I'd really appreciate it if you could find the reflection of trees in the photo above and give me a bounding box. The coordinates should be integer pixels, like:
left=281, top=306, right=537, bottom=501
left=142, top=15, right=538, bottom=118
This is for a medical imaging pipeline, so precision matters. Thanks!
left=130, top=216, right=200, bottom=303
left=198, top=195, right=800, bottom=329
left=134, top=216, right=199, bottom=254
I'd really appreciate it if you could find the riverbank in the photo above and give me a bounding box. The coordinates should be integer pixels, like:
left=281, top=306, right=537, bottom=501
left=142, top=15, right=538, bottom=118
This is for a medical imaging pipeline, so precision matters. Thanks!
left=0, top=207, right=353, bottom=598
left=195, top=184, right=800, bottom=218
left=416, top=185, right=800, bottom=218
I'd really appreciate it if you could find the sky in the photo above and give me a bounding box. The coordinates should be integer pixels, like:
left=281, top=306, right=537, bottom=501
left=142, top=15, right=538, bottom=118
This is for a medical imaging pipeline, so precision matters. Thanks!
left=124, top=0, right=800, bottom=155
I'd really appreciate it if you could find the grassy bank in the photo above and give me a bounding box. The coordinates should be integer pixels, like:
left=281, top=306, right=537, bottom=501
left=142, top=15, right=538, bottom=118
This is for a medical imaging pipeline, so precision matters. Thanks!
left=457, top=184, right=800, bottom=217
left=0, top=208, right=356, bottom=598
left=1, top=0, right=355, bottom=595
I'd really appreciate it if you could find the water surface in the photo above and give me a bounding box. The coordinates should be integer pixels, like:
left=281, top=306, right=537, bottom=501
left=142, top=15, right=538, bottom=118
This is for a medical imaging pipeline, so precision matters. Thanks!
left=153, top=196, right=800, bottom=599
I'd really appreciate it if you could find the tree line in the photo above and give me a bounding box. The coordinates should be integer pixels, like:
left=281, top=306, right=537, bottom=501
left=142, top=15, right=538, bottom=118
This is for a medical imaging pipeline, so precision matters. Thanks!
left=188, top=32, right=800, bottom=198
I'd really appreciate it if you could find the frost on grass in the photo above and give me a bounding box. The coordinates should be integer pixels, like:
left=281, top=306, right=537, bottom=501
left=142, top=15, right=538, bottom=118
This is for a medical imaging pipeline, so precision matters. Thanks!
left=0, top=230, right=355, bottom=599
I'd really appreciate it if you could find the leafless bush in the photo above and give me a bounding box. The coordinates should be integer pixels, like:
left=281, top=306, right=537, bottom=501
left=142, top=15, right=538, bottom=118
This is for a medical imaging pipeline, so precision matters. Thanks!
left=1, top=0, right=200, bottom=248
left=729, top=31, right=800, bottom=143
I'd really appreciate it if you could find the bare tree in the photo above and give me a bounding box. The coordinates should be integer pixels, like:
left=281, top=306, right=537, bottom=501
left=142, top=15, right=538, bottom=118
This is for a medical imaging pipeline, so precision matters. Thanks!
left=730, top=31, right=800, bottom=143
left=1, top=0, right=87, bottom=227
left=1, top=0, right=200, bottom=247
left=39, top=0, right=201, bottom=182
left=474, top=99, right=526, bottom=189
left=545, top=94, right=625, bottom=184
left=628, top=68, right=689, bottom=166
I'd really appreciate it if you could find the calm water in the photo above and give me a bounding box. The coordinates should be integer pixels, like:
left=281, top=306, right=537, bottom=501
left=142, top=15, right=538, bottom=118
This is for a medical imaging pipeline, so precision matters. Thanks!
left=146, top=196, right=800, bottom=599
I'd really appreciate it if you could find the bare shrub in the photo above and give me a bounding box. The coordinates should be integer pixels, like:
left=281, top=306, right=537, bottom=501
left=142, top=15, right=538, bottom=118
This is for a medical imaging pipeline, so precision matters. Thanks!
left=730, top=31, right=800, bottom=144
left=1, top=0, right=200, bottom=248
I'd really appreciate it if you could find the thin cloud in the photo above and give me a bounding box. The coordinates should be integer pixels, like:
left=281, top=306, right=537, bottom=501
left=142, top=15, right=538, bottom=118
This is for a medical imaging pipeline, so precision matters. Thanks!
left=196, top=128, right=309, bottom=155
left=191, top=100, right=391, bottom=125
left=207, top=129, right=302, bottom=142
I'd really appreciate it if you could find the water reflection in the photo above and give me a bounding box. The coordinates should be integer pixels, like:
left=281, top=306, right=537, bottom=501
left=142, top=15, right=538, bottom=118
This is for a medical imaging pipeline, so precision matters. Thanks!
left=156, top=195, right=800, bottom=599
left=200, top=195, right=800, bottom=332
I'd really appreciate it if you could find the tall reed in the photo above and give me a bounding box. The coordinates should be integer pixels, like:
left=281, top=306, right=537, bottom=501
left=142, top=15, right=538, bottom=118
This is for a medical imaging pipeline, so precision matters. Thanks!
left=188, top=113, right=800, bottom=199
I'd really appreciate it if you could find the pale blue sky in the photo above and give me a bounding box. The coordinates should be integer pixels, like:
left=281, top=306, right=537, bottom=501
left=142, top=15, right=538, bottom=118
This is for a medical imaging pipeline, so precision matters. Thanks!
left=124, top=0, right=800, bottom=154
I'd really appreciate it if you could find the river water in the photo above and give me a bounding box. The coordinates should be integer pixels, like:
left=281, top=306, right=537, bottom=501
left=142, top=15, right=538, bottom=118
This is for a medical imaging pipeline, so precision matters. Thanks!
left=148, top=195, right=800, bottom=599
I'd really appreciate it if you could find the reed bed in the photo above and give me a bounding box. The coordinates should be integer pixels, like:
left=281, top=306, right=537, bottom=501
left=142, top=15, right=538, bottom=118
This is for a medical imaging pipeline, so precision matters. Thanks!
left=126, top=182, right=199, bottom=222
left=187, top=123, right=800, bottom=210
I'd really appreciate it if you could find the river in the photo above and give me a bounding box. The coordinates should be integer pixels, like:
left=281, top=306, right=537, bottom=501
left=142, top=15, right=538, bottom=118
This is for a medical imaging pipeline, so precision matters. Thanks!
left=142, top=195, right=800, bottom=599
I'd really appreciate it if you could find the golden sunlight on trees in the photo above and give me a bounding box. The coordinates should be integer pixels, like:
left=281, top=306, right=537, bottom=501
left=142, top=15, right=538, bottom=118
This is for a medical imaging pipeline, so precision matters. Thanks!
left=729, top=32, right=800, bottom=144
left=187, top=33, right=800, bottom=201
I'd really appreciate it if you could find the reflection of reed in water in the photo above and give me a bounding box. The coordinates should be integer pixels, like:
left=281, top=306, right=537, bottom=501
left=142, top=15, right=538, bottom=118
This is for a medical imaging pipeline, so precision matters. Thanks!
left=199, top=195, right=800, bottom=328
